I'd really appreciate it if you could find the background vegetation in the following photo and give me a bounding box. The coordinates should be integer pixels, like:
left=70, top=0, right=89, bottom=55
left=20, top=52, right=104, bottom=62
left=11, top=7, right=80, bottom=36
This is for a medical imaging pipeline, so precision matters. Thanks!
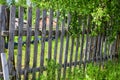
left=1, top=0, right=120, bottom=38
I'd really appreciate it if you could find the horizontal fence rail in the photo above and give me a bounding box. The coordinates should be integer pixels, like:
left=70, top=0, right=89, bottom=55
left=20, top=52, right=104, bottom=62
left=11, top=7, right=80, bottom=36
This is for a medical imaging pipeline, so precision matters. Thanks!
left=0, top=5, right=118, bottom=80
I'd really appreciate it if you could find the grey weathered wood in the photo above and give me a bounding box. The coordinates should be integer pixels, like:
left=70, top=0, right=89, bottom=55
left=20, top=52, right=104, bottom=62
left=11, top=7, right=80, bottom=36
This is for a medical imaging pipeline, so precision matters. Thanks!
left=54, top=11, right=60, bottom=62
left=40, top=9, right=47, bottom=74
left=1, top=53, right=9, bottom=80
left=0, top=5, right=6, bottom=73
left=84, top=30, right=89, bottom=68
left=100, top=35, right=103, bottom=62
left=57, top=19, right=65, bottom=80
left=69, top=37, right=74, bottom=69
left=112, top=40, right=116, bottom=59
left=1, top=29, right=68, bottom=36
left=0, top=6, right=5, bottom=53
left=32, top=9, right=40, bottom=80
left=85, top=16, right=90, bottom=61
left=93, top=36, right=97, bottom=63
left=79, top=21, right=85, bottom=67
left=107, top=42, right=111, bottom=59
left=63, top=13, right=71, bottom=79
left=48, top=9, right=53, bottom=60
left=53, top=11, right=59, bottom=80
left=74, top=36, right=80, bottom=67
left=17, top=7, right=24, bottom=80
left=88, top=37, right=92, bottom=61
left=8, top=6, right=16, bottom=80
left=24, top=7, right=32, bottom=80
left=110, top=41, right=116, bottom=60
left=103, top=38, right=107, bottom=62
left=109, top=44, right=112, bottom=60
left=96, top=35, right=101, bottom=62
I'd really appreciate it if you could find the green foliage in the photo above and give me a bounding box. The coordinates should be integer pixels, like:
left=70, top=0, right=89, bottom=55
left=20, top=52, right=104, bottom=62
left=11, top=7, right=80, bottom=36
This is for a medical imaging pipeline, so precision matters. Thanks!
left=30, top=0, right=120, bottom=40
left=0, top=0, right=7, bottom=5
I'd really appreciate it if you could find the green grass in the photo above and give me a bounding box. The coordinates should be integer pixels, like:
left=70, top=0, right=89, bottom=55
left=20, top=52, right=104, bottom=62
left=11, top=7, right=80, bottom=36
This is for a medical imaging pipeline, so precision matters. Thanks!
left=36, top=59, right=120, bottom=80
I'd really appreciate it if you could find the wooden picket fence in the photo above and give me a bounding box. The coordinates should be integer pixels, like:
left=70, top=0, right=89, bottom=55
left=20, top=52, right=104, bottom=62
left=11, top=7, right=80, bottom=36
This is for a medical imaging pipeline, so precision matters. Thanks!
left=0, top=5, right=118, bottom=80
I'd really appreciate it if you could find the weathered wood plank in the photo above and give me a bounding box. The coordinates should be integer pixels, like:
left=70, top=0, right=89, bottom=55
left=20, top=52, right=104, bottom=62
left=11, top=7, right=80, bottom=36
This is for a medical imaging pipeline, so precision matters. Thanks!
left=88, top=37, right=92, bottom=61
left=0, top=6, right=5, bottom=53
left=54, top=11, right=60, bottom=62
left=85, top=15, right=91, bottom=62
left=8, top=6, right=16, bottom=80
left=112, top=40, right=116, bottom=59
left=84, top=30, right=89, bottom=68
left=74, top=36, right=80, bottom=67
left=32, top=9, right=40, bottom=80
left=1, top=53, right=9, bottom=80
left=99, top=35, right=103, bottom=62
left=79, top=21, right=85, bottom=67
left=40, top=9, right=47, bottom=75
left=93, top=36, right=97, bottom=63
left=103, top=38, right=107, bottom=61
left=57, top=19, right=65, bottom=80
left=17, top=7, right=24, bottom=80
left=1, top=29, right=67, bottom=36
left=0, top=5, right=6, bottom=73
left=96, top=35, right=101, bottom=62
left=69, top=37, right=74, bottom=69
left=48, top=9, right=53, bottom=60
left=63, top=13, right=71, bottom=79
left=53, top=11, right=59, bottom=80
left=24, top=7, right=32, bottom=80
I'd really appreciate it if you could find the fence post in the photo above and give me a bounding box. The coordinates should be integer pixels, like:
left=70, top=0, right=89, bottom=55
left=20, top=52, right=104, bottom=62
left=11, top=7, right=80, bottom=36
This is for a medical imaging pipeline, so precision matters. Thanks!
left=1, top=53, right=9, bottom=80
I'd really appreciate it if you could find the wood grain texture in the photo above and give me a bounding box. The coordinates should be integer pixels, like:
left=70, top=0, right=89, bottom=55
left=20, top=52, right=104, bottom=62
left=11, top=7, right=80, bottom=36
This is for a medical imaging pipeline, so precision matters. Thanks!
left=8, top=6, right=16, bottom=80
left=48, top=9, right=53, bottom=60
left=54, top=11, right=60, bottom=62
left=17, top=7, right=24, bottom=80
left=40, top=9, right=47, bottom=75
left=63, top=13, right=71, bottom=79
left=24, top=7, right=32, bottom=80
left=32, top=9, right=40, bottom=80
left=57, top=19, right=65, bottom=80
left=1, top=53, right=9, bottom=80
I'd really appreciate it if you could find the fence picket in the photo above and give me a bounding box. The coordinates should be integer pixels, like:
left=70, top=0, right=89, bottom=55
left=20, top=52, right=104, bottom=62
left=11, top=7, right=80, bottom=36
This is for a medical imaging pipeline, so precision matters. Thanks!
left=54, top=11, right=60, bottom=62
left=79, top=21, right=85, bottom=67
left=40, top=9, right=47, bottom=75
left=0, top=6, right=6, bottom=74
left=8, top=6, right=16, bottom=80
left=93, top=36, right=97, bottom=63
left=69, top=37, right=74, bottom=70
left=84, top=33, right=89, bottom=68
left=17, top=7, right=24, bottom=80
left=74, top=36, right=80, bottom=67
left=96, top=35, right=102, bottom=62
left=32, top=9, right=40, bottom=80
left=100, top=35, right=103, bottom=62
left=57, top=19, right=65, bottom=80
left=24, top=7, right=32, bottom=80
left=63, top=13, right=71, bottom=79
left=48, top=9, right=53, bottom=60
left=88, top=37, right=92, bottom=61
